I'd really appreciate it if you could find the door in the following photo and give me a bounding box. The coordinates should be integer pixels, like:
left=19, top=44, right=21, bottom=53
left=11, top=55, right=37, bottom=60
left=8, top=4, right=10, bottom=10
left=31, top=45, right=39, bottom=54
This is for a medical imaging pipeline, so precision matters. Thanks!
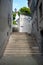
left=40, top=30, right=43, bottom=55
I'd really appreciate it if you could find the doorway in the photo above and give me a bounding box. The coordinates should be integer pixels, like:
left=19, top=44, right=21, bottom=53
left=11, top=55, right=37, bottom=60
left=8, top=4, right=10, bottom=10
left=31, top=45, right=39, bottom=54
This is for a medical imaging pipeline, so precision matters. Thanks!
left=40, top=30, right=43, bottom=55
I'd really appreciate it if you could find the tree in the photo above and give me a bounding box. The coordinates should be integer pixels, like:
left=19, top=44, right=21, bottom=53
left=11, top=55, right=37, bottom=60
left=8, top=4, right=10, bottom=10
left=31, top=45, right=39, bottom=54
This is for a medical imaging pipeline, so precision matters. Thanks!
left=13, top=20, right=17, bottom=25
left=18, top=11, right=20, bottom=16
left=12, top=11, right=16, bottom=20
left=19, top=7, right=31, bottom=16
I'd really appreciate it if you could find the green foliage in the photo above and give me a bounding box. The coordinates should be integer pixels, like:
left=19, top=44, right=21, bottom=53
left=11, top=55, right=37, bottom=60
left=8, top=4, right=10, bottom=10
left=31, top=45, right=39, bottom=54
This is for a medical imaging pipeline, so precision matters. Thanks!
left=13, top=20, right=17, bottom=25
left=13, top=12, right=16, bottom=20
left=18, top=11, right=20, bottom=16
left=19, top=7, right=31, bottom=16
left=12, top=11, right=17, bottom=25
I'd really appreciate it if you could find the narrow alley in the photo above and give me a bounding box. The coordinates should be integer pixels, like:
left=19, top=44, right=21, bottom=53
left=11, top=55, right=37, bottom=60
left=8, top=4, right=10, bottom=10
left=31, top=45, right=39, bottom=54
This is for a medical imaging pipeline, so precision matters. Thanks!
left=0, top=32, right=39, bottom=65
left=0, top=0, right=43, bottom=65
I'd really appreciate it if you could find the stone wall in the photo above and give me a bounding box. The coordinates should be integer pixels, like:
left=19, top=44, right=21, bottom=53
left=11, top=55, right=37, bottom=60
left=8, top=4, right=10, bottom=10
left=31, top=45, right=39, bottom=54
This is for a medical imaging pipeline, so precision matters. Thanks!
left=31, top=0, right=43, bottom=53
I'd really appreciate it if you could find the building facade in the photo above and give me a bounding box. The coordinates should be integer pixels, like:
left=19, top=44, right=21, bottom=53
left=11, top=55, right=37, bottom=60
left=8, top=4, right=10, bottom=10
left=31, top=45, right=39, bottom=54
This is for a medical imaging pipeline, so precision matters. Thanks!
left=28, top=0, right=43, bottom=54
left=19, top=14, right=32, bottom=34
left=0, top=0, right=12, bottom=57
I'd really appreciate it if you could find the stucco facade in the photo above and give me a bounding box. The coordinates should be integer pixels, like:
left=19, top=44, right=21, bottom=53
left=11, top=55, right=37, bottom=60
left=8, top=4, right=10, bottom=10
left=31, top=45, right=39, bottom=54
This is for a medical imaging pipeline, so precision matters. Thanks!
left=19, top=14, right=32, bottom=34
left=0, top=0, right=12, bottom=57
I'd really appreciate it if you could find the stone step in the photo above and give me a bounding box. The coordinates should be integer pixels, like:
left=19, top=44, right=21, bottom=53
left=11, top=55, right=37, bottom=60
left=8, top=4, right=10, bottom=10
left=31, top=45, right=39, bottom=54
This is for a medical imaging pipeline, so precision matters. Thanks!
left=4, top=52, right=41, bottom=56
left=31, top=47, right=40, bottom=53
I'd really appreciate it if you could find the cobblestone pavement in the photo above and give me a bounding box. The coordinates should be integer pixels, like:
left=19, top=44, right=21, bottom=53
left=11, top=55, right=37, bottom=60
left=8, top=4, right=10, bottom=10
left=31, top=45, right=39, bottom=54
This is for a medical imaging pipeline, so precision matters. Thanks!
left=0, top=32, right=39, bottom=65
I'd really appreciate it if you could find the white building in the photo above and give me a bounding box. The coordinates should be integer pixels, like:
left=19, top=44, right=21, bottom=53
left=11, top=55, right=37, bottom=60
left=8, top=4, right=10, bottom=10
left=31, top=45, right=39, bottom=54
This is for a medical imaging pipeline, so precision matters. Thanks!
left=15, top=12, right=19, bottom=21
left=19, top=14, right=32, bottom=34
left=15, top=13, right=20, bottom=26
left=0, top=0, right=12, bottom=57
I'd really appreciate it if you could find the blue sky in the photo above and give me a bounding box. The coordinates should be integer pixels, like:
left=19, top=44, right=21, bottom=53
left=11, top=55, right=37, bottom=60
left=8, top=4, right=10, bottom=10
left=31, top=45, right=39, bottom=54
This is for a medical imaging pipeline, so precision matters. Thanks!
left=13, top=0, right=28, bottom=11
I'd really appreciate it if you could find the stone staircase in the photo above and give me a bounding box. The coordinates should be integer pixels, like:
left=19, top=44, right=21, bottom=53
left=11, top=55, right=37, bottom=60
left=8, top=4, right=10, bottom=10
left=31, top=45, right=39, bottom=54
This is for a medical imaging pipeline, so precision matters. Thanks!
left=4, top=33, right=32, bottom=56
left=0, top=32, right=38, bottom=65
left=31, top=35, right=40, bottom=54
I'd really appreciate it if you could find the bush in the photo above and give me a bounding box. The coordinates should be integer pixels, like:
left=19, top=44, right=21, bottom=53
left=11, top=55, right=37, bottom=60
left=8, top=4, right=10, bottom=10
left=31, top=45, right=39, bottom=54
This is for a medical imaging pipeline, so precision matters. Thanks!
left=19, top=7, right=31, bottom=16
left=13, top=21, right=17, bottom=25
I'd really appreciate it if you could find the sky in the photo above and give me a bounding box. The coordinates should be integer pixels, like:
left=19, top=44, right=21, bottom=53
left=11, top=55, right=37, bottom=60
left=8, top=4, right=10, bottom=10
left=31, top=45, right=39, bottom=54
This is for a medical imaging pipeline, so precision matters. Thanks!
left=13, top=0, right=28, bottom=11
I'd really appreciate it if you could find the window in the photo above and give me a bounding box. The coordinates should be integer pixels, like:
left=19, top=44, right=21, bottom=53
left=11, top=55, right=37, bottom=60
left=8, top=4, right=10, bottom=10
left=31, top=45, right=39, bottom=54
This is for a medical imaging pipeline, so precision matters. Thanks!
left=8, top=14, right=11, bottom=28
left=39, top=3, right=42, bottom=18
left=35, top=0, right=37, bottom=6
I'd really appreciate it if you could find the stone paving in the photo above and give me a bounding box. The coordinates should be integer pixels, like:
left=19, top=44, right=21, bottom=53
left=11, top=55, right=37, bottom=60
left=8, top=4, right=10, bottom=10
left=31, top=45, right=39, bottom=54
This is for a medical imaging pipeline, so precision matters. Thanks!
left=0, top=32, right=39, bottom=65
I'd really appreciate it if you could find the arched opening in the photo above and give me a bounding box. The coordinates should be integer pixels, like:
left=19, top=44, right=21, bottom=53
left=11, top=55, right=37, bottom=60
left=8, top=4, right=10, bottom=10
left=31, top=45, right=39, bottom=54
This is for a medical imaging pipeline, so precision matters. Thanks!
left=40, top=30, right=43, bottom=55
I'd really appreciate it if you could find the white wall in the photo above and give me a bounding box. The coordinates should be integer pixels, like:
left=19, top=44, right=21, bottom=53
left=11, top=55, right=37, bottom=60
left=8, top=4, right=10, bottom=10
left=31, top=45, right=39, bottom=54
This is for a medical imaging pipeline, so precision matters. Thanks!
left=0, top=0, right=12, bottom=57
left=19, top=14, right=32, bottom=34
left=15, top=13, right=19, bottom=21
